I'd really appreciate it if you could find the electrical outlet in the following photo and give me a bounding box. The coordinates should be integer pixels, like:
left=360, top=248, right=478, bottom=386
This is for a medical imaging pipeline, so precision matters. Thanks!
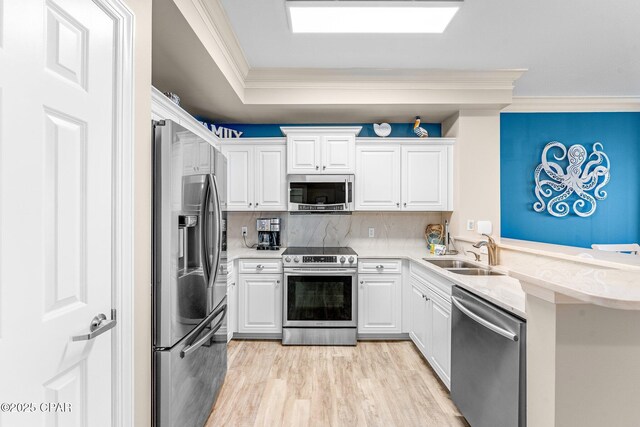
left=241, top=226, right=247, bottom=236
left=466, top=220, right=475, bottom=231
left=368, top=227, right=375, bottom=238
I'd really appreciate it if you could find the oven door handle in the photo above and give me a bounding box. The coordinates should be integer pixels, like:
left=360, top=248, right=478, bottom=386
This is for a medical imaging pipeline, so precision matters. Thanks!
left=285, top=268, right=356, bottom=273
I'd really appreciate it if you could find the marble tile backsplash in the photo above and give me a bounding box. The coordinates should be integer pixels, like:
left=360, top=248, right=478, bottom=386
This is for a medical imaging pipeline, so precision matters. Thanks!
left=227, top=211, right=443, bottom=251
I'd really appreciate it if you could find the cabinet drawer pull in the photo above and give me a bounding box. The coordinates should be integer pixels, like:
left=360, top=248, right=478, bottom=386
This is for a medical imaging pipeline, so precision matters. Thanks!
left=256, top=264, right=264, bottom=269
left=376, top=265, right=384, bottom=269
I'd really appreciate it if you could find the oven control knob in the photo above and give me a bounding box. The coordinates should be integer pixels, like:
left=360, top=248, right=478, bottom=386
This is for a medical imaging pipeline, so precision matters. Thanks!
left=348, top=256, right=355, bottom=264
left=293, top=256, right=300, bottom=263
left=339, top=256, right=346, bottom=263
left=285, top=256, right=291, bottom=263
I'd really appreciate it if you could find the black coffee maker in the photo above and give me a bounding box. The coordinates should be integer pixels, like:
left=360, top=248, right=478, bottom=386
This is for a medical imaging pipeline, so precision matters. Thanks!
left=256, top=218, right=281, bottom=250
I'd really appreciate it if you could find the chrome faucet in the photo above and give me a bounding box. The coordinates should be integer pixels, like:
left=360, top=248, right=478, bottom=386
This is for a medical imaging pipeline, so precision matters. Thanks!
left=472, top=234, right=498, bottom=266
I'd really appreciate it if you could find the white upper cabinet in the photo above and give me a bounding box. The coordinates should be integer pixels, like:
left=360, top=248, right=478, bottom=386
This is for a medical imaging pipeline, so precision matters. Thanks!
left=222, top=145, right=254, bottom=211
left=402, top=145, right=449, bottom=210
left=321, top=135, right=356, bottom=173
left=282, top=127, right=361, bottom=174
left=255, top=145, right=287, bottom=210
left=221, top=141, right=287, bottom=211
left=355, top=145, right=401, bottom=210
left=355, top=139, right=454, bottom=211
left=287, top=135, right=320, bottom=174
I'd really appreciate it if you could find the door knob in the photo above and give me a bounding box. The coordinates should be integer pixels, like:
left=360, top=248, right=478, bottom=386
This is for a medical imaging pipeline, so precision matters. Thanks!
left=72, top=310, right=117, bottom=342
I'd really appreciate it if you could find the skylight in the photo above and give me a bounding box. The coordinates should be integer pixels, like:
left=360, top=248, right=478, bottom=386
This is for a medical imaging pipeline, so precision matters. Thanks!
left=286, top=1, right=462, bottom=34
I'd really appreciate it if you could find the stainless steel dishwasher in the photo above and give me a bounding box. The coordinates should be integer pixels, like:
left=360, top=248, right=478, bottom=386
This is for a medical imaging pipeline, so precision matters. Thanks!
left=451, top=286, right=526, bottom=427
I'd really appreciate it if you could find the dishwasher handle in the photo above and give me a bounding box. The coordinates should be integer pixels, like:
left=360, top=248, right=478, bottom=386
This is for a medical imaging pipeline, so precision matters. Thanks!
left=452, top=296, right=518, bottom=342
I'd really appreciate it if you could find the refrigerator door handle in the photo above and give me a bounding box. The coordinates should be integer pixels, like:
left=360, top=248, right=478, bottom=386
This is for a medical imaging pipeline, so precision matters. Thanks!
left=180, top=303, right=227, bottom=359
left=451, top=296, right=519, bottom=341
left=200, top=175, right=212, bottom=286
left=207, top=173, right=222, bottom=288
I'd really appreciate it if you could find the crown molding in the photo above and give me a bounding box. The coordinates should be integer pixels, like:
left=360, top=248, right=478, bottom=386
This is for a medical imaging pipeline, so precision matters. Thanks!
left=280, top=126, right=362, bottom=136
left=173, top=0, right=250, bottom=97
left=505, top=96, right=640, bottom=112
left=170, top=0, right=526, bottom=108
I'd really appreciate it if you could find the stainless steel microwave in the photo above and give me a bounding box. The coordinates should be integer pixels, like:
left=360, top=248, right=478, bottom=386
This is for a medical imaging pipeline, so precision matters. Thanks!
left=288, top=175, right=354, bottom=213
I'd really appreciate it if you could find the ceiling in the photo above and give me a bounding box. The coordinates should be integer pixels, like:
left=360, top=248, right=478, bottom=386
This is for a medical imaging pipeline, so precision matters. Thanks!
left=220, top=0, right=640, bottom=96
left=152, top=0, right=640, bottom=124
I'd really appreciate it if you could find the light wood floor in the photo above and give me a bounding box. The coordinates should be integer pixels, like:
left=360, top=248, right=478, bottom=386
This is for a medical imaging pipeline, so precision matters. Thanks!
left=205, top=340, right=469, bottom=427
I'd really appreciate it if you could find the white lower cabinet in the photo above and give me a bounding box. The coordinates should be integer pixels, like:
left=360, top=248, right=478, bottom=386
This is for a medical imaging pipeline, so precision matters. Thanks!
left=238, top=273, right=282, bottom=333
left=358, top=274, right=402, bottom=334
left=408, top=265, right=452, bottom=389
left=429, top=292, right=451, bottom=385
left=409, top=277, right=431, bottom=354
left=226, top=264, right=236, bottom=342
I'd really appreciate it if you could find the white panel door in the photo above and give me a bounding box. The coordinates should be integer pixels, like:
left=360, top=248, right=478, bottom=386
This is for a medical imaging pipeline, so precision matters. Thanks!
left=0, top=0, right=125, bottom=425
left=222, top=145, right=254, bottom=211
left=355, top=145, right=401, bottom=210
left=402, top=145, right=448, bottom=211
left=238, top=274, right=282, bottom=333
left=358, top=275, right=402, bottom=334
left=255, top=145, right=287, bottom=211
left=430, top=293, right=451, bottom=387
left=321, top=135, right=354, bottom=173
left=287, top=135, right=320, bottom=174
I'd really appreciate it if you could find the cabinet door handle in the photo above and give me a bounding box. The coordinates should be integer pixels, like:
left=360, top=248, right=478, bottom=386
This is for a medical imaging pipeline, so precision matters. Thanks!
left=403, top=202, right=407, bottom=207
left=360, top=281, right=364, bottom=284
left=323, top=165, right=326, bottom=170
left=315, top=165, right=319, bottom=170
left=255, top=202, right=259, bottom=207
left=396, top=202, right=400, bottom=207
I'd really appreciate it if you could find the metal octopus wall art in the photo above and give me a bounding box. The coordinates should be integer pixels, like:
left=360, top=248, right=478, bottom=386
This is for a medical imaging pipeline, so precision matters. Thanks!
left=533, top=141, right=610, bottom=217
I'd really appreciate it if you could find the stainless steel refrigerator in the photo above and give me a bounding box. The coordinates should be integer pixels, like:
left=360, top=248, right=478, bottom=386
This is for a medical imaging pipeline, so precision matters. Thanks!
left=152, top=119, right=228, bottom=427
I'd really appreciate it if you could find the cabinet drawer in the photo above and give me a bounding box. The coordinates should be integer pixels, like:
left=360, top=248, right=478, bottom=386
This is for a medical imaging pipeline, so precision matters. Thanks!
left=238, top=259, right=283, bottom=274
left=358, top=259, right=402, bottom=274
left=410, top=261, right=453, bottom=301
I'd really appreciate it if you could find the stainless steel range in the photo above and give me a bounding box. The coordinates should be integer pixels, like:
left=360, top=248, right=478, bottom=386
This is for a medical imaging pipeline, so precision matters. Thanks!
left=282, top=247, right=358, bottom=346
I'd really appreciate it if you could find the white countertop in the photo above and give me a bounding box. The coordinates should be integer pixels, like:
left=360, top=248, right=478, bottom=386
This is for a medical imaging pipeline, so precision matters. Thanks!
left=229, top=245, right=527, bottom=319
left=354, top=247, right=527, bottom=319
left=508, top=262, right=640, bottom=310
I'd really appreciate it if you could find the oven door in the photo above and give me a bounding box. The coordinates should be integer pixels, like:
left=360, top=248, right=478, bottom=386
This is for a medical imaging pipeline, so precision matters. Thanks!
left=284, top=269, right=357, bottom=328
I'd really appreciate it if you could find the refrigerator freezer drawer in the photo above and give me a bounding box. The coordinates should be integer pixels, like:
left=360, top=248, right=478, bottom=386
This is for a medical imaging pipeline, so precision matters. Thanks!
left=154, top=304, right=227, bottom=427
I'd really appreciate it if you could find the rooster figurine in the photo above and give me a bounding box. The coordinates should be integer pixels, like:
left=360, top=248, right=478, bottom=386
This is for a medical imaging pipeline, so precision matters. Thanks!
left=413, top=116, right=429, bottom=138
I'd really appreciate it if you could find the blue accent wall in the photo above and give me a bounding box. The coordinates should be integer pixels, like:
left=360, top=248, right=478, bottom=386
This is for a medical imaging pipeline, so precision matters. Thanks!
left=193, top=119, right=442, bottom=138
left=500, top=112, right=640, bottom=248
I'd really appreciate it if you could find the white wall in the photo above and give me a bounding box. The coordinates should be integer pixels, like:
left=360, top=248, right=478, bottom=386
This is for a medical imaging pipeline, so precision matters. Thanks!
left=124, top=0, right=152, bottom=425
left=443, top=110, right=501, bottom=241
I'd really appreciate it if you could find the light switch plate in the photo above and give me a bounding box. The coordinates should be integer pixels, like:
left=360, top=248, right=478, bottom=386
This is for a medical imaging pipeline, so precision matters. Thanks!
left=368, top=227, right=375, bottom=238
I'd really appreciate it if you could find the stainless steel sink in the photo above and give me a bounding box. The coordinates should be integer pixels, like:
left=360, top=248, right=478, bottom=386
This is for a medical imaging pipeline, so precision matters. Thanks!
left=447, top=268, right=505, bottom=276
left=422, top=259, right=479, bottom=269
